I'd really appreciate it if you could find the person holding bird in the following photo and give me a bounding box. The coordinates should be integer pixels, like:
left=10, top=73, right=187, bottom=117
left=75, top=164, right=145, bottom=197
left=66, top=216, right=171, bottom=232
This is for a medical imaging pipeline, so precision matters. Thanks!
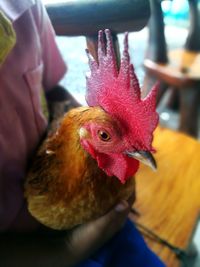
left=0, top=1, right=165, bottom=266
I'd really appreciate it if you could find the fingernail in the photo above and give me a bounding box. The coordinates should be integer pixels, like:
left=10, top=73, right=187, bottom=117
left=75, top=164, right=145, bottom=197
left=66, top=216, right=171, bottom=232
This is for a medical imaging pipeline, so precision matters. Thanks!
left=115, top=201, right=128, bottom=212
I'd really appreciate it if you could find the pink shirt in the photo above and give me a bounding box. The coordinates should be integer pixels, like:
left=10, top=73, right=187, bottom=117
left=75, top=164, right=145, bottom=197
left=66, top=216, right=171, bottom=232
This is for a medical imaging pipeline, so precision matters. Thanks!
left=0, top=0, right=67, bottom=231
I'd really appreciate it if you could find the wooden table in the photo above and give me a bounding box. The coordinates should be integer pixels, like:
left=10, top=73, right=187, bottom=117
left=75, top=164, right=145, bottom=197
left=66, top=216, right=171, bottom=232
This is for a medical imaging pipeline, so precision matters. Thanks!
left=144, top=49, right=200, bottom=137
left=144, top=49, right=200, bottom=88
left=143, top=0, right=200, bottom=138
left=132, top=126, right=200, bottom=267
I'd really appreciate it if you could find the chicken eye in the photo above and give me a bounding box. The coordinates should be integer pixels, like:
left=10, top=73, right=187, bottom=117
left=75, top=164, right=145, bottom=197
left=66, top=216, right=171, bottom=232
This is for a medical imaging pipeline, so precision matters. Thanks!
left=98, top=130, right=111, bottom=141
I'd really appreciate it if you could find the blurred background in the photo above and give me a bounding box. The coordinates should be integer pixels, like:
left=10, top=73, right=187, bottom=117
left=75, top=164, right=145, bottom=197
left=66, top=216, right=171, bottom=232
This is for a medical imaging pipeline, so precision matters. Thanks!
left=43, top=1, right=200, bottom=266
left=44, top=0, right=200, bottom=137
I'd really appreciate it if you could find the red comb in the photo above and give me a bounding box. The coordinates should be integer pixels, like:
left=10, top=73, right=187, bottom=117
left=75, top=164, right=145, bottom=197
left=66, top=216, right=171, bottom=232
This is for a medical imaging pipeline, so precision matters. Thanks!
left=86, top=29, right=159, bottom=151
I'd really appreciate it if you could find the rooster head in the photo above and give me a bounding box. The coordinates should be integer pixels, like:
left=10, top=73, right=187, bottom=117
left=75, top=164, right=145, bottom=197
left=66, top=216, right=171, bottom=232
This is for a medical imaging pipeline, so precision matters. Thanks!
left=79, top=29, right=159, bottom=184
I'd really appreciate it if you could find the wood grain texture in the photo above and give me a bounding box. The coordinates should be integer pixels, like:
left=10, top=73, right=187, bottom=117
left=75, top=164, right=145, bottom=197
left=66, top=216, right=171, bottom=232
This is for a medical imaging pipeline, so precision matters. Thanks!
left=132, top=126, right=200, bottom=267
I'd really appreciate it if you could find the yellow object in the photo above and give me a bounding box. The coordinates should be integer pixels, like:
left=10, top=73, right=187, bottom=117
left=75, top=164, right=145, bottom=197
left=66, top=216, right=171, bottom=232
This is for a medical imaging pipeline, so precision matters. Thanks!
left=41, top=89, right=49, bottom=119
left=134, top=126, right=200, bottom=267
left=0, top=11, right=16, bottom=66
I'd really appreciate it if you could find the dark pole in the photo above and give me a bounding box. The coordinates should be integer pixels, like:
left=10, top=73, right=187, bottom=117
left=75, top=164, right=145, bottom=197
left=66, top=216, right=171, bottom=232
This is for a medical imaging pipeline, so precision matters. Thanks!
left=185, top=0, right=200, bottom=51
left=146, top=0, right=168, bottom=63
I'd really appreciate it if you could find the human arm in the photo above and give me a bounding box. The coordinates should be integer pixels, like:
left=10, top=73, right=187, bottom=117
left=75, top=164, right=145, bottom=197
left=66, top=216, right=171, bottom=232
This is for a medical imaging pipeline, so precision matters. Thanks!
left=45, top=85, right=81, bottom=124
left=0, top=199, right=132, bottom=267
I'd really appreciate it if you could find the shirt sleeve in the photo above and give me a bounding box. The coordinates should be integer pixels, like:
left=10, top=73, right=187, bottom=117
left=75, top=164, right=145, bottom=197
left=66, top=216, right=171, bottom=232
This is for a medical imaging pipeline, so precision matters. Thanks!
left=32, top=0, right=67, bottom=91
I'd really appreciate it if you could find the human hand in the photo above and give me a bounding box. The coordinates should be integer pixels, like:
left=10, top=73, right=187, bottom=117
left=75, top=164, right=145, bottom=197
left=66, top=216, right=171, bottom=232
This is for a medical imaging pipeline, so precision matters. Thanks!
left=64, top=194, right=134, bottom=266
left=0, top=195, right=134, bottom=267
left=46, top=85, right=81, bottom=118
left=45, top=85, right=81, bottom=135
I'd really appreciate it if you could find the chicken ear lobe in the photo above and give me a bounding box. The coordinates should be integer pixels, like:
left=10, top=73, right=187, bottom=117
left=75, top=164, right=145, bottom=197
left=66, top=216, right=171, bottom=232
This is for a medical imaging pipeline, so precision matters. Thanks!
left=95, top=153, right=139, bottom=184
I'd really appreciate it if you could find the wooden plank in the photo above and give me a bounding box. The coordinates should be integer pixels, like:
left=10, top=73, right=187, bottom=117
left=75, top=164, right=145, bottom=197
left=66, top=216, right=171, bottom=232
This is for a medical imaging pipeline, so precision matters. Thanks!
left=144, top=49, right=200, bottom=87
left=133, top=126, right=200, bottom=267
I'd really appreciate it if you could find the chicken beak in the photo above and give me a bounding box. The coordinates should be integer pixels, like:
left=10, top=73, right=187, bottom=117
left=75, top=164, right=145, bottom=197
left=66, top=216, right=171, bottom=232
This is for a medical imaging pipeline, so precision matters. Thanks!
left=126, top=150, right=157, bottom=171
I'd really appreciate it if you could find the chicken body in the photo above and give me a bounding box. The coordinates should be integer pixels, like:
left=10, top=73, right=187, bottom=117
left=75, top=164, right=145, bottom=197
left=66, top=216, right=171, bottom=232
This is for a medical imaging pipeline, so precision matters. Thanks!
left=25, top=107, right=135, bottom=230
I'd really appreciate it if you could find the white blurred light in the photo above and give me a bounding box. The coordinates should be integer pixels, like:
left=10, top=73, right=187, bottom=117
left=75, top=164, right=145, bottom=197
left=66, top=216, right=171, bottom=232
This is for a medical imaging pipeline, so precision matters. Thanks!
left=160, top=112, right=170, bottom=121
left=43, top=0, right=74, bottom=5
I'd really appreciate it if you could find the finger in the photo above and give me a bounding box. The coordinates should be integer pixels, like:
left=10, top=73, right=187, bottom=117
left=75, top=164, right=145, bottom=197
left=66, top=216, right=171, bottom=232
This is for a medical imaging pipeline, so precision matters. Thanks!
left=127, top=192, right=135, bottom=207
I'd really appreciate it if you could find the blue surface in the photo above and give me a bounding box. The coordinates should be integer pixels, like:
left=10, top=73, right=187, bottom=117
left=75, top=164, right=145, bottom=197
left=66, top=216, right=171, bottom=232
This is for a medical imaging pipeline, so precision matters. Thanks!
left=76, top=219, right=165, bottom=267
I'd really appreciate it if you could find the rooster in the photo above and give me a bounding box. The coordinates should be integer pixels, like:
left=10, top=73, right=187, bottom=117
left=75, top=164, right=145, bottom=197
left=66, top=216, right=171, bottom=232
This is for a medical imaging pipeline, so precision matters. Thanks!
left=25, top=29, right=158, bottom=230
